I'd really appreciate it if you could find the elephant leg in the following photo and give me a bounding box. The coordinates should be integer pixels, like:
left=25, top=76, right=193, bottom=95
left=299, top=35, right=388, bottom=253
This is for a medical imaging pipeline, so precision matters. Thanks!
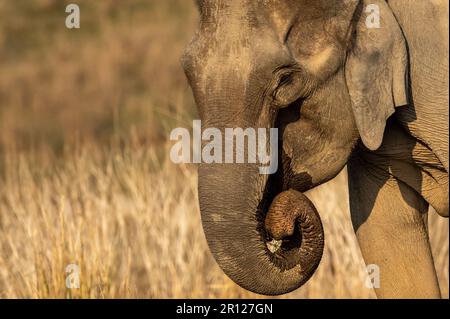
left=348, top=158, right=441, bottom=299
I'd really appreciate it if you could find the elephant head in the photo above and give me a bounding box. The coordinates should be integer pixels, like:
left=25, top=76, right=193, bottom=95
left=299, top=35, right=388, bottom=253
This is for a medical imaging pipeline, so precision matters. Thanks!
left=182, top=0, right=408, bottom=295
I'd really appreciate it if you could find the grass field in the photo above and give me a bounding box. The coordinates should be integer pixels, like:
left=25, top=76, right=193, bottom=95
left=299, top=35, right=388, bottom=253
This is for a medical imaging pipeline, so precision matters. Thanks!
left=0, top=0, right=448, bottom=298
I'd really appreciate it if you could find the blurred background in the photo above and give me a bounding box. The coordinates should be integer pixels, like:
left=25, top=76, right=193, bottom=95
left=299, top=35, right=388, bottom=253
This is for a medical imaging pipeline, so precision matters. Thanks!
left=0, top=0, right=447, bottom=298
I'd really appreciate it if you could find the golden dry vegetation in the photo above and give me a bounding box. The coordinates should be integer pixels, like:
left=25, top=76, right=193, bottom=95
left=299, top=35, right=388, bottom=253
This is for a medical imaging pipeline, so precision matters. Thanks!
left=0, top=0, right=448, bottom=298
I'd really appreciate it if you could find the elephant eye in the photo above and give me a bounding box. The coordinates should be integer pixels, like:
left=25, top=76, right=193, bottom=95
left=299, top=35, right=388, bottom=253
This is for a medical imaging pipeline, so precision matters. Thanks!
left=272, top=69, right=306, bottom=107
left=279, top=73, right=294, bottom=87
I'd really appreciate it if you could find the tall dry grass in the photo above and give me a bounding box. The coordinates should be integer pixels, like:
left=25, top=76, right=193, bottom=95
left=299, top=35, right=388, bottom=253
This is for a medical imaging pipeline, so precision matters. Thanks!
left=0, top=0, right=447, bottom=299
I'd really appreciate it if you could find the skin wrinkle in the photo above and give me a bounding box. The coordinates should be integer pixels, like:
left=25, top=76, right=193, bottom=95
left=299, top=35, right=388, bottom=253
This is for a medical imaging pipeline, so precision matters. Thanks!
left=370, top=119, right=448, bottom=198
left=389, top=0, right=449, bottom=172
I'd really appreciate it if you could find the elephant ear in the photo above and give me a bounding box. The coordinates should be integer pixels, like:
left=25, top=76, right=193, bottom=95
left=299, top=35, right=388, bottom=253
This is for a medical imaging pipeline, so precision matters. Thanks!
left=345, top=0, right=409, bottom=151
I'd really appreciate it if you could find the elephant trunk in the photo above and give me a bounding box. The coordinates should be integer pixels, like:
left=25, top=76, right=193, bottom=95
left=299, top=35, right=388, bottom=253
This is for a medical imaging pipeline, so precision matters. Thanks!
left=198, top=164, right=324, bottom=295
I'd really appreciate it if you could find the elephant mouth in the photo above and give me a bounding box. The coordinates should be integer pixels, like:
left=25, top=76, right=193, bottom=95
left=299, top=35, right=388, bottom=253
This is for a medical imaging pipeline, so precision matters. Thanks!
left=255, top=103, right=321, bottom=272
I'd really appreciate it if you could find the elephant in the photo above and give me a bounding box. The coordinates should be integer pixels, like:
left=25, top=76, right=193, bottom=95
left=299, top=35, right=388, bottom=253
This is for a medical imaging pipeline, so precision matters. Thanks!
left=181, top=0, right=449, bottom=298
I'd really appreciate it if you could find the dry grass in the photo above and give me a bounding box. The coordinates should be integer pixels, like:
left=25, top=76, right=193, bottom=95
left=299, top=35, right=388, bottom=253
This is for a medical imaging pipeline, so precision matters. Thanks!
left=0, top=0, right=447, bottom=299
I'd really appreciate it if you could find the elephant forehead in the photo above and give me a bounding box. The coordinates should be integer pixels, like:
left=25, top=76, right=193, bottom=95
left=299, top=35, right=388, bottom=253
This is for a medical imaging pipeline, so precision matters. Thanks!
left=185, top=30, right=288, bottom=98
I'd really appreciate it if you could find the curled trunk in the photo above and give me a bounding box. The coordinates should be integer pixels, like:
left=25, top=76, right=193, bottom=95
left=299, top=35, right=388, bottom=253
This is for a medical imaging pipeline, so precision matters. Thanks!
left=199, top=164, right=324, bottom=295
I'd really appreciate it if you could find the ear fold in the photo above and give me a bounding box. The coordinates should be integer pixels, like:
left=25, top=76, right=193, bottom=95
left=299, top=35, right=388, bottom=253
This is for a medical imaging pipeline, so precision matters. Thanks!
left=345, top=0, right=409, bottom=150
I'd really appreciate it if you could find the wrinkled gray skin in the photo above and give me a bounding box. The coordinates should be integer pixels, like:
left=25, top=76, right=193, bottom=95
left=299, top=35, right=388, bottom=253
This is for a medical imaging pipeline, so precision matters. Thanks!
left=182, top=0, right=449, bottom=298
